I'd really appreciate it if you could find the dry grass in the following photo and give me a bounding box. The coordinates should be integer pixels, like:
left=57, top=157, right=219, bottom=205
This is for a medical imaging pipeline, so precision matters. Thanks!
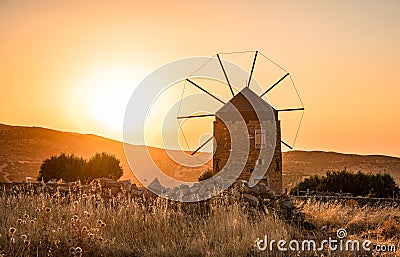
left=0, top=190, right=294, bottom=257
left=301, top=199, right=400, bottom=254
left=0, top=190, right=399, bottom=256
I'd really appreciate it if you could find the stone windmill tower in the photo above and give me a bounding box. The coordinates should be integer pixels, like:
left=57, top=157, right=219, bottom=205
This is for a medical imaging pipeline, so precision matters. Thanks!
left=179, top=51, right=304, bottom=194
left=213, top=87, right=283, bottom=192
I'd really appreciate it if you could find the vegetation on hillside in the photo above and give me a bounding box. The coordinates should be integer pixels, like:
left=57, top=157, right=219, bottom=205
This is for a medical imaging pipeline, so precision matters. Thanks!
left=37, top=152, right=123, bottom=183
left=290, top=170, right=400, bottom=198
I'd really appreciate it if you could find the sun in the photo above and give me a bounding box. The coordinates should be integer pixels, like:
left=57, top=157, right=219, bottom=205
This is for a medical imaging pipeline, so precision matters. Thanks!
left=74, top=65, right=144, bottom=140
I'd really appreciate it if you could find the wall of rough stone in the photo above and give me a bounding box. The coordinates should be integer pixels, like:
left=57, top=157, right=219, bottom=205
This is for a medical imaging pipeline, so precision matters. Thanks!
left=213, top=117, right=282, bottom=193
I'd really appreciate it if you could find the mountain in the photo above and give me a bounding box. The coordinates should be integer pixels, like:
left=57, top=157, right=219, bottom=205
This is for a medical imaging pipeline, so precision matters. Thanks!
left=0, top=123, right=209, bottom=184
left=282, top=150, right=400, bottom=190
left=0, top=123, right=399, bottom=190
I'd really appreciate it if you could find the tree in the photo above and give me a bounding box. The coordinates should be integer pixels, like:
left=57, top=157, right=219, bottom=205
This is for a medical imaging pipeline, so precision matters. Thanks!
left=37, top=153, right=86, bottom=182
left=85, top=152, right=123, bottom=181
left=290, top=169, right=400, bottom=198
left=37, top=152, right=123, bottom=183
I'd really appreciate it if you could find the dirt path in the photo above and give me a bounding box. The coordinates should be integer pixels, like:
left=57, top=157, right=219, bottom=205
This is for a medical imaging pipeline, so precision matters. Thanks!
left=0, top=163, right=10, bottom=182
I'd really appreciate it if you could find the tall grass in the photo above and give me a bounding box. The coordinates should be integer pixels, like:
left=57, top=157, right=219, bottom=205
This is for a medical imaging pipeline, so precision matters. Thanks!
left=0, top=189, right=398, bottom=256
left=300, top=199, right=400, bottom=254
left=0, top=189, right=294, bottom=256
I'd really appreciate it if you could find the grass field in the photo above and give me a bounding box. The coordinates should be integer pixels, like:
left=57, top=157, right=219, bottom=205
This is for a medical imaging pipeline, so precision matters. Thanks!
left=0, top=190, right=399, bottom=257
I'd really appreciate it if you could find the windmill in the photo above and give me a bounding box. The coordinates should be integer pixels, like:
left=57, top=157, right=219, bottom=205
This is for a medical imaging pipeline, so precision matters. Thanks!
left=176, top=50, right=304, bottom=193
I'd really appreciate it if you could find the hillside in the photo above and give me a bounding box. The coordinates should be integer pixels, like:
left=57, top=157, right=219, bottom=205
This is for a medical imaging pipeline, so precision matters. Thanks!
left=0, top=123, right=399, bottom=190
left=282, top=150, right=400, bottom=190
left=0, top=123, right=209, bottom=184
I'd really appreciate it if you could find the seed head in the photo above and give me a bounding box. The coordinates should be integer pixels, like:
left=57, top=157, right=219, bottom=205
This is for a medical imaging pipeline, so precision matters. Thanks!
left=9, top=227, right=16, bottom=234
left=45, top=207, right=51, bottom=213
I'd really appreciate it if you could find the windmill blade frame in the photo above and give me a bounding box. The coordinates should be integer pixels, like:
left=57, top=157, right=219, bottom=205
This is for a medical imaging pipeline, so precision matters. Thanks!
left=217, top=54, right=235, bottom=97
left=191, top=136, right=214, bottom=155
left=260, top=73, right=290, bottom=97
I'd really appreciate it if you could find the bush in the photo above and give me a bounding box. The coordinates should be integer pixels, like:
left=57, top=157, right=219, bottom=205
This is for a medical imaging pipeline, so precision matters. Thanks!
left=37, top=152, right=123, bottom=182
left=85, top=152, right=123, bottom=181
left=37, top=153, right=86, bottom=182
left=290, top=170, right=400, bottom=198
left=198, top=169, right=215, bottom=181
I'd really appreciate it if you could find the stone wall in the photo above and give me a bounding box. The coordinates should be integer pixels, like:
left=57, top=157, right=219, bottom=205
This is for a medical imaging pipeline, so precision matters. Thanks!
left=213, top=117, right=282, bottom=193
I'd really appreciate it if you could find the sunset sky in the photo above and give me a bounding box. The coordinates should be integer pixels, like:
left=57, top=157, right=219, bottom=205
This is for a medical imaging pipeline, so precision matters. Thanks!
left=0, top=0, right=399, bottom=157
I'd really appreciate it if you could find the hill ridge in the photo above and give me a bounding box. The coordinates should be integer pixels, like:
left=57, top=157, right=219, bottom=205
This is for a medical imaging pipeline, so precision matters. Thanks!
left=0, top=123, right=399, bottom=189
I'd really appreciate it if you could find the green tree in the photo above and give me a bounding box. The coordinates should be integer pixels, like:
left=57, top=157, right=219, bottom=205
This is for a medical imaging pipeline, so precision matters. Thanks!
left=37, top=153, right=86, bottom=182
left=85, top=152, right=123, bottom=181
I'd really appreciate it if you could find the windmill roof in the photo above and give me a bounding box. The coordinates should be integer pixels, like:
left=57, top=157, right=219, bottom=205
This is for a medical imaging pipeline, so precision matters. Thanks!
left=148, top=177, right=164, bottom=192
left=216, top=87, right=276, bottom=121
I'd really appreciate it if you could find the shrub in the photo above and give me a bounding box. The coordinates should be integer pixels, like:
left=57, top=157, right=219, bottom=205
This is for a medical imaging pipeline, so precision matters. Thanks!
left=37, top=153, right=86, bottom=182
left=198, top=169, right=215, bottom=181
left=85, top=152, right=123, bottom=181
left=290, top=170, right=400, bottom=198
left=37, top=152, right=123, bottom=183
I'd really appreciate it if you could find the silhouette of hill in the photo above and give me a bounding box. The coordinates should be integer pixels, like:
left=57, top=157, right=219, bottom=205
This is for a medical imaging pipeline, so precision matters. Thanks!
left=0, top=123, right=399, bottom=190
left=0, top=123, right=210, bottom=183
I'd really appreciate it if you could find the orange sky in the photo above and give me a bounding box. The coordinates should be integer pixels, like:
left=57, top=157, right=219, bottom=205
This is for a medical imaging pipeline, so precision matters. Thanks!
left=0, top=0, right=399, bottom=157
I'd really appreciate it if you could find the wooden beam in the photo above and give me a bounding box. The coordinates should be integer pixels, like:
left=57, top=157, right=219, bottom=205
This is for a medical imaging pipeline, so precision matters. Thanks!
left=260, top=73, right=289, bottom=97
left=186, top=79, right=225, bottom=105
left=217, top=54, right=234, bottom=97
left=247, top=51, right=258, bottom=88
left=191, top=137, right=214, bottom=155
left=177, top=114, right=215, bottom=119
left=277, top=108, right=304, bottom=112
left=281, top=141, right=293, bottom=149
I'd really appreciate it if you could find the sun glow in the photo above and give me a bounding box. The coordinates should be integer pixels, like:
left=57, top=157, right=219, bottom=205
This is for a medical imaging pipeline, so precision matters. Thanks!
left=72, top=66, right=144, bottom=140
